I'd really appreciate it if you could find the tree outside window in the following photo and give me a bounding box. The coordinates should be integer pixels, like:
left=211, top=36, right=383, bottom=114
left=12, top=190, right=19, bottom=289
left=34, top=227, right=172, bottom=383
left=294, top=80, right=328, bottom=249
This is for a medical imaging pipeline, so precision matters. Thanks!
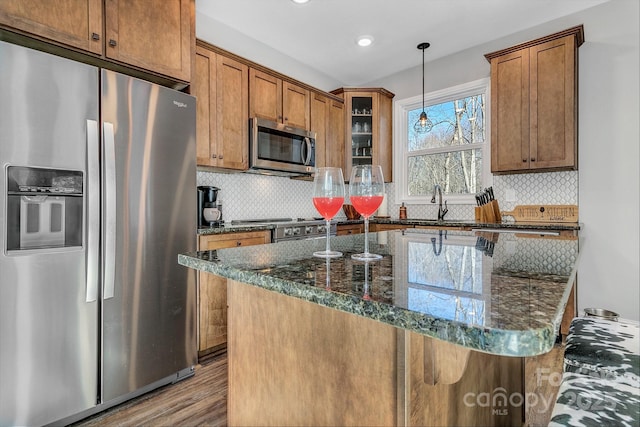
left=394, top=78, right=490, bottom=204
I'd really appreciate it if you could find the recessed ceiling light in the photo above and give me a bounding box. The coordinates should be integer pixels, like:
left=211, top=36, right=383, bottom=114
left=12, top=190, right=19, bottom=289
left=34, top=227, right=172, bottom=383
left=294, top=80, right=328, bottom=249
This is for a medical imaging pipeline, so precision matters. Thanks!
left=291, top=0, right=310, bottom=4
left=357, top=35, right=374, bottom=47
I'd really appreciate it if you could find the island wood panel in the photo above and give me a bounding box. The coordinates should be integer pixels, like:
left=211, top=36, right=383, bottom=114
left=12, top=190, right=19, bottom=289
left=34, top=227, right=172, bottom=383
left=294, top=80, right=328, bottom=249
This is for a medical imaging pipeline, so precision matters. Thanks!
left=403, top=333, right=523, bottom=427
left=227, top=280, right=526, bottom=426
left=227, top=280, right=398, bottom=426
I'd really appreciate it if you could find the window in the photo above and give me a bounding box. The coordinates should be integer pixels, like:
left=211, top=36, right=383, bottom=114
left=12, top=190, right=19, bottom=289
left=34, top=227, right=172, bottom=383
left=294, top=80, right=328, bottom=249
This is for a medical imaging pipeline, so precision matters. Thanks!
left=394, top=78, right=490, bottom=204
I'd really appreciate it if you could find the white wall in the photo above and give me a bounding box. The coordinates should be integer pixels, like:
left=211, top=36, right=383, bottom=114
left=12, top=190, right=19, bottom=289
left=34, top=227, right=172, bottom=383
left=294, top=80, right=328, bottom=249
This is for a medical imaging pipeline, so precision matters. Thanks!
left=196, top=12, right=341, bottom=91
left=576, top=1, right=639, bottom=321
left=197, top=1, right=640, bottom=320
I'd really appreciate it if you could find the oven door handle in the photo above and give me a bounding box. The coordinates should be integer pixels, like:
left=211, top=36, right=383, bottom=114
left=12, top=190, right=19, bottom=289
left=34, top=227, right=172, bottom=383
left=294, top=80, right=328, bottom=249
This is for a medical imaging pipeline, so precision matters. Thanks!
left=302, top=137, right=312, bottom=166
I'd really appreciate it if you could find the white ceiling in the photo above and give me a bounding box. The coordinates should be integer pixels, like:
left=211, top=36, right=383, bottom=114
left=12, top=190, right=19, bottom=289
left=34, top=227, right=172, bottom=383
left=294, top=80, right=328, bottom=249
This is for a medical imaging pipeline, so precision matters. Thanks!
left=196, top=0, right=607, bottom=86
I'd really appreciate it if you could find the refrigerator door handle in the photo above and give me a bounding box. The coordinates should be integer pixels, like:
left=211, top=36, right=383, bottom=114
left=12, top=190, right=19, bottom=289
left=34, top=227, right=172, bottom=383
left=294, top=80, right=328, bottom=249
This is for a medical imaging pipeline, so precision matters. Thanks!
left=103, top=122, right=117, bottom=300
left=86, top=120, right=100, bottom=302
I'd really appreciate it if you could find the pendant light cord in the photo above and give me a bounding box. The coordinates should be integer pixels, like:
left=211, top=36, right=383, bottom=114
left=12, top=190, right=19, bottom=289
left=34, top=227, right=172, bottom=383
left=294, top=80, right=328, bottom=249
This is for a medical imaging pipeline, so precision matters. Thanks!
left=422, top=46, right=425, bottom=111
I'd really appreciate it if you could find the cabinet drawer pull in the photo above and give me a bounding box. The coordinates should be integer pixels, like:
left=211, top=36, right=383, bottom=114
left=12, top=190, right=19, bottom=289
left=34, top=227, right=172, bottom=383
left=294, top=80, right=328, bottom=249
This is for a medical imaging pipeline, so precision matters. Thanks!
left=236, top=241, right=242, bottom=246
left=109, top=39, right=117, bottom=47
left=91, top=33, right=100, bottom=41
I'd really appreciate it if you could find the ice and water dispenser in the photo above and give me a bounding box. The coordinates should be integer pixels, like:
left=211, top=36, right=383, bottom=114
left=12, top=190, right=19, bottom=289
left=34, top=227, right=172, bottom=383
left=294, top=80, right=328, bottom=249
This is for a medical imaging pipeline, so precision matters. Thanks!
left=6, top=166, right=83, bottom=251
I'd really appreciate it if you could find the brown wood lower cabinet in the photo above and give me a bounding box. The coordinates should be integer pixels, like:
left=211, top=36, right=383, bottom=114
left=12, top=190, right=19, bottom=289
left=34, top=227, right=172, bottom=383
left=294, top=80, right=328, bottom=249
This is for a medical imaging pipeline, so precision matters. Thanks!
left=369, top=223, right=412, bottom=232
left=197, top=230, right=270, bottom=356
left=336, top=223, right=363, bottom=235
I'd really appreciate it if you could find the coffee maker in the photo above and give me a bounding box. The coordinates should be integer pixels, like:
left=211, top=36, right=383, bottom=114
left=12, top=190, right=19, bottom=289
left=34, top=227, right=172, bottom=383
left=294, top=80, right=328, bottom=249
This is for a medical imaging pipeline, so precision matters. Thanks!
left=197, top=186, right=222, bottom=227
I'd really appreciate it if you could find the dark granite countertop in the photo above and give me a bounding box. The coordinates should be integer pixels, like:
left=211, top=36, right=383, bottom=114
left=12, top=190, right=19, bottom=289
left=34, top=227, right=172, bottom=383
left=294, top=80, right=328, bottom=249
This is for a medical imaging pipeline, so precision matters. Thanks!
left=180, top=228, right=580, bottom=357
left=375, top=218, right=581, bottom=232
left=197, top=218, right=581, bottom=235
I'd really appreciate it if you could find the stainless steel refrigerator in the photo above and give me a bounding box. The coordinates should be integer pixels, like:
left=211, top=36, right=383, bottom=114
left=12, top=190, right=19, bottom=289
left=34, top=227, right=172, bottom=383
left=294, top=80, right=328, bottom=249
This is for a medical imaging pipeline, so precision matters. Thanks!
left=0, top=40, right=197, bottom=426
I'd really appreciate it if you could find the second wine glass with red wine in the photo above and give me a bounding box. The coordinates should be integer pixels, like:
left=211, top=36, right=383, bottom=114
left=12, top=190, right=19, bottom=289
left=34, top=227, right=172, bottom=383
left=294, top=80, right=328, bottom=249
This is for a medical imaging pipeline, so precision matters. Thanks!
left=312, top=167, right=345, bottom=258
left=349, top=165, right=385, bottom=261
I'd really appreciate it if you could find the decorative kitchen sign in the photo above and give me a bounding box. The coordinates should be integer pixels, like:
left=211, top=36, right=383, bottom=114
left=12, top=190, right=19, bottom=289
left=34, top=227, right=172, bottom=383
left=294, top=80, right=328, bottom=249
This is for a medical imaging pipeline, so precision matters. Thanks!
left=501, top=205, right=579, bottom=223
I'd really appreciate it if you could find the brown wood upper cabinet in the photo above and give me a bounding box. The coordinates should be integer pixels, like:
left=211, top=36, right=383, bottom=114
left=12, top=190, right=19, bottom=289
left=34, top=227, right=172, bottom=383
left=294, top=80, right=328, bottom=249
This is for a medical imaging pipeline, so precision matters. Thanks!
left=250, top=68, right=311, bottom=130
left=485, top=26, right=584, bottom=174
left=0, top=0, right=192, bottom=82
left=311, top=92, right=345, bottom=169
left=194, top=42, right=249, bottom=170
left=331, top=88, right=394, bottom=182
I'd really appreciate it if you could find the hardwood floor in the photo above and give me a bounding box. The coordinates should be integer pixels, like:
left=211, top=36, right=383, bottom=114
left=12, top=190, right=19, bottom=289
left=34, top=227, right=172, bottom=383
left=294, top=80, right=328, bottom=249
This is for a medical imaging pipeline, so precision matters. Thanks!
left=72, top=352, right=228, bottom=427
left=71, top=344, right=564, bottom=426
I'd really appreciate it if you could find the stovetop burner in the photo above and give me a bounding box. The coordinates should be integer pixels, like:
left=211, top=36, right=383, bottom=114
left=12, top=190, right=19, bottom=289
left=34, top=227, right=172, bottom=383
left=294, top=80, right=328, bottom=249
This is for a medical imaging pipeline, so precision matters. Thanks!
left=230, top=218, right=335, bottom=242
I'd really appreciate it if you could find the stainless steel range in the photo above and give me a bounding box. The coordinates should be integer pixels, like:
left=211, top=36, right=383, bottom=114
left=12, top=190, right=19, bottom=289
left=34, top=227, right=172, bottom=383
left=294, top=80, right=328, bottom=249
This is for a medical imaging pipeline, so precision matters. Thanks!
left=230, top=218, right=337, bottom=242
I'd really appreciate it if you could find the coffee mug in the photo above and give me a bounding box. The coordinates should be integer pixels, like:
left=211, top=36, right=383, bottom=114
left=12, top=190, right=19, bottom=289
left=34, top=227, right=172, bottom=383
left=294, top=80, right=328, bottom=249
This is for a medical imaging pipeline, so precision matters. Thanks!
left=203, top=207, right=221, bottom=222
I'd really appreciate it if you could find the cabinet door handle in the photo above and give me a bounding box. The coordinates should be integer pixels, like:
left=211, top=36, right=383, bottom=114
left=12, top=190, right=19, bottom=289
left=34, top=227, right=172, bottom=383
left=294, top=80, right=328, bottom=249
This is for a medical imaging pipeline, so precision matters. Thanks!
left=522, top=159, right=527, bottom=163
left=236, top=241, right=242, bottom=246
left=91, top=32, right=100, bottom=41
left=211, top=154, right=217, bottom=159
left=531, top=158, right=536, bottom=162
left=109, top=39, right=117, bottom=47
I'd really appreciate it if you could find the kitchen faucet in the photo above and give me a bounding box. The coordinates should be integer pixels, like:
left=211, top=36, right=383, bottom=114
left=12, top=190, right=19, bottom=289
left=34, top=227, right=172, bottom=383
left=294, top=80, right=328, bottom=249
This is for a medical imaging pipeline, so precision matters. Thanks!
left=430, top=230, right=446, bottom=256
left=431, top=184, right=448, bottom=221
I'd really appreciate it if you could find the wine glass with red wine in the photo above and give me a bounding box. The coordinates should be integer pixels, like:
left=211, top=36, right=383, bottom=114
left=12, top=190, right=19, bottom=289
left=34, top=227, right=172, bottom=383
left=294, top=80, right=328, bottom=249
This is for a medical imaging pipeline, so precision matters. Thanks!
left=312, top=167, right=345, bottom=258
left=349, top=165, right=385, bottom=261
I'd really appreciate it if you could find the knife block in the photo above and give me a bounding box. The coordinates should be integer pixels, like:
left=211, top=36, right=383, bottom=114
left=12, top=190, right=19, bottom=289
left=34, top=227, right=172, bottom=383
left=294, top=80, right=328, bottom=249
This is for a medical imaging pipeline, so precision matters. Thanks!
left=475, top=200, right=502, bottom=223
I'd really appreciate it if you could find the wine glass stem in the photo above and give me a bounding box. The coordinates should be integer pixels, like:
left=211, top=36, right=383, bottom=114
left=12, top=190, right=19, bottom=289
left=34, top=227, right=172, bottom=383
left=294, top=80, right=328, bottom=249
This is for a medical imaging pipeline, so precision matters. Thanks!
left=364, top=217, right=370, bottom=255
left=325, top=219, right=331, bottom=253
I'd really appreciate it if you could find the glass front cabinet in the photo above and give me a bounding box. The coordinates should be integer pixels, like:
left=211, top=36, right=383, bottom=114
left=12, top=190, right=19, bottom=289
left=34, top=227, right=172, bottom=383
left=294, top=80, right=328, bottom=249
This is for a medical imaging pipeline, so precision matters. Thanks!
left=331, top=88, right=394, bottom=182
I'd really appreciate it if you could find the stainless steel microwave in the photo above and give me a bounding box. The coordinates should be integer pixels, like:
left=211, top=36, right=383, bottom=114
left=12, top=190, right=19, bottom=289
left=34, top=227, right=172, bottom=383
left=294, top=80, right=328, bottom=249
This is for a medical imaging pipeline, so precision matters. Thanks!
left=250, top=117, right=315, bottom=175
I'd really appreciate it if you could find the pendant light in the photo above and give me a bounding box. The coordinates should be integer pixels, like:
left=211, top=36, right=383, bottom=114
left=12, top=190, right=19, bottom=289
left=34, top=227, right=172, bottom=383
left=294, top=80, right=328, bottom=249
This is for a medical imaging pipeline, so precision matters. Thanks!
left=414, top=42, right=433, bottom=134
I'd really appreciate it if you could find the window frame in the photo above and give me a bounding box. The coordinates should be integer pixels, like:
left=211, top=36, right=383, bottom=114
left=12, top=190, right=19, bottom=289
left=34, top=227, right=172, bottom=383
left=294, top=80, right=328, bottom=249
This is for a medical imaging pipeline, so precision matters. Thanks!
left=393, top=78, right=491, bottom=205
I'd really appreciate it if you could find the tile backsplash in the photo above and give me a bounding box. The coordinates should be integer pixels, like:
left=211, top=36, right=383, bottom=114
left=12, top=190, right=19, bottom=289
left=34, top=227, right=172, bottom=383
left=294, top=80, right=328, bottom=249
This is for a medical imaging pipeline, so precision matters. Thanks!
left=197, top=170, right=578, bottom=222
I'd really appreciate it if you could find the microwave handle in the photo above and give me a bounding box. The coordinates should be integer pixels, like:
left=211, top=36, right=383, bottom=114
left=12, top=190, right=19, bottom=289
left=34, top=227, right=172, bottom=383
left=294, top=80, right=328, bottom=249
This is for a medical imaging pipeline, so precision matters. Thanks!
left=302, top=137, right=312, bottom=166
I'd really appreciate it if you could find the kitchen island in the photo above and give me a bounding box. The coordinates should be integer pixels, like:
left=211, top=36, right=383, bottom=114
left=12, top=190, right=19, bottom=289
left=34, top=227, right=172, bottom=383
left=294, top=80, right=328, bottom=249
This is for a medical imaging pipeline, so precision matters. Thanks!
left=179, top=229, right=579, bottom=426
